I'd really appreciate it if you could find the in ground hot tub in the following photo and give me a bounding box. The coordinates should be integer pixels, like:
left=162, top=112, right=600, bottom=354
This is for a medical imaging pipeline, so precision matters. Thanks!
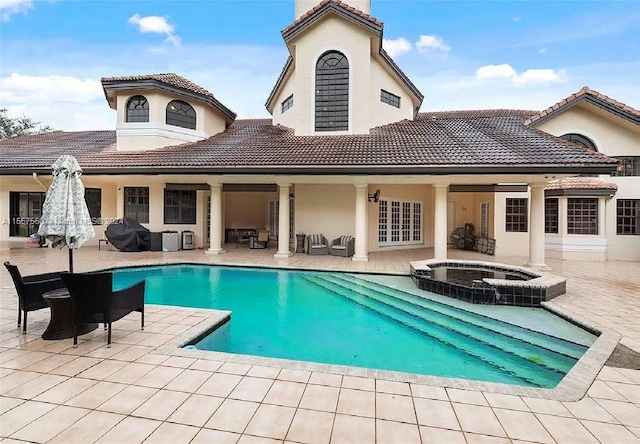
left=410, top=260, right=566, bottom=307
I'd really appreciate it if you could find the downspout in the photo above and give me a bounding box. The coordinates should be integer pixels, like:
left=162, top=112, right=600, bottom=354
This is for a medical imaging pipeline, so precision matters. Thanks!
left=32, top=173, right=48, bottom=191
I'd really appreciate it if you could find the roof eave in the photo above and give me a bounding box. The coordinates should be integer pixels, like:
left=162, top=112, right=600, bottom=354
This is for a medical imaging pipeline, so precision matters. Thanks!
left=281, top=2, right=383, bottom=43
left=265, top=57, right=294, bottom=112
left=378, top=49, right=424, bottom=106
left=527, top=94, right=640, bottom=127
left=101, top=79, right=237, bottom=124
left=0, top=163, right=619, bottom=177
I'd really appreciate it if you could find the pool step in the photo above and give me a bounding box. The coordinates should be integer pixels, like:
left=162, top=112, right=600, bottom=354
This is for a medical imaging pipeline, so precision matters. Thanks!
left=312, top=273, right=580, bottom=371
left=332, top=273, right=585, bottom=360
left=303, top=275, right=562, bottom=387
left=303, top=275, right=571, bottom=386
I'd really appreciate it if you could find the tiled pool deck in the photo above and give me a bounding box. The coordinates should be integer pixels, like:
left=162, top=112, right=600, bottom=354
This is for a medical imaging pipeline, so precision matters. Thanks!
left=1, top=246, right=639, bottom=443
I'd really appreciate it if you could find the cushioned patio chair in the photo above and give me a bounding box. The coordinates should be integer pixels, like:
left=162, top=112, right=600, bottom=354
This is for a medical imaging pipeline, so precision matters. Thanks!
left=4, top=261, right=65, bottom=334
left=60, top=271, right=145, bottom=347
left=256, top=229, right=270, bottom=249
left=306, top=234, right=329, bottom=255
left=331, top=235, right=355, bottom=257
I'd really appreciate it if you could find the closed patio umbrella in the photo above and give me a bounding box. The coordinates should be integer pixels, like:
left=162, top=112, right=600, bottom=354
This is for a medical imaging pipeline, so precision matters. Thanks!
left=38, top=155, right=95, bottom=272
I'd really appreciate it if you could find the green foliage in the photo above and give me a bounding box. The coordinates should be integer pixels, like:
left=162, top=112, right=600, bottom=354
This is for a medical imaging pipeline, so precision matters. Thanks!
left=0, top=108, right=52, bottom=139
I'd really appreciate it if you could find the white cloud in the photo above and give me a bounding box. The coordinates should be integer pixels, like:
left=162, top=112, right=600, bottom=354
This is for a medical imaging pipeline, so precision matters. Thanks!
left=128, top=14, right=181, bottom=46
left=0, top=0, right=32, bottom=21
left=538, top=48, right=547, bottom=54
left=511, top=15, right=522, bottom=22
left=514, top=68, right=565, bottom=85
left=0, top=73, right=108, bottom=130
left=475, top=63, right=566, bottom=86
left=382, top=37, right=412, bottom=57
left=476, top=64, right=517, bottom=80
left=415, top=35, right=451, bottom=53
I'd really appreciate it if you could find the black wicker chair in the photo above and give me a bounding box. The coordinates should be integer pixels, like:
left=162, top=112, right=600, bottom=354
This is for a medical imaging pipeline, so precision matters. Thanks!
left=4, top=261, right=65, bottom=334
left=60, top=271, right=145, bottom=347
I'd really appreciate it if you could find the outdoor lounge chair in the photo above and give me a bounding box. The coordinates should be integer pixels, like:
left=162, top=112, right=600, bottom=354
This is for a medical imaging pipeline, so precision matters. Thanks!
left=331, top=235, right=355, bottom=257
left=60, top=271, right=145, bottom=347
left=306, top=234, right=329, bottom=255
left=4, top=261, right=65, bottom=334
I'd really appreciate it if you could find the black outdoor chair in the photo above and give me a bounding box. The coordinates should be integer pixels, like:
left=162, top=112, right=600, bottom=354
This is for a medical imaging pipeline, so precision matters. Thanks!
left=4, top=261, right=65, bottom=334
left=59, top=271, right=145, bottom=347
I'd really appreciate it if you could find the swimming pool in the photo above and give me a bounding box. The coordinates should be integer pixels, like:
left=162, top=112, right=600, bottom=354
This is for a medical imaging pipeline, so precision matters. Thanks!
left=113, top=264, right=595, bottom=388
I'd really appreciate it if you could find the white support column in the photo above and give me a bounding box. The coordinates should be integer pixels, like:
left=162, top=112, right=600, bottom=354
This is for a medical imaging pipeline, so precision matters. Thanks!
left=206, top=182, right=225, bottom=255
left=433, top=184, right=448, bottom=260
left=275, top=183, right=292, bottom=258
left=116, top=186, right=124, bottom=219
left=353, top=184, right=369, bottom=262
left=527, top=183, right=547, bottom=269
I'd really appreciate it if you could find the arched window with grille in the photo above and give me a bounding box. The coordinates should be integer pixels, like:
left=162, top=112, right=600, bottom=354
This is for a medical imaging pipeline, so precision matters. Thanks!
left=560, top=133, right=598, bottom=152
left=315, top=50, right=349, bottom=131
left=166, top=100, right=196, bottom=130
left=126, top=95, right=149, bottom=122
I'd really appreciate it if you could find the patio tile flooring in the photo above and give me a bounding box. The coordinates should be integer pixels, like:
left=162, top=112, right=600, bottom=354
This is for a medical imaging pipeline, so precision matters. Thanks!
left=1, top=245, right=639, bottom=443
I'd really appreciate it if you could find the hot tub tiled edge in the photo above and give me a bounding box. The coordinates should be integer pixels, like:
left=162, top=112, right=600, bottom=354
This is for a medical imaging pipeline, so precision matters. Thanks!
left=410, top=259, right=567, bottom=306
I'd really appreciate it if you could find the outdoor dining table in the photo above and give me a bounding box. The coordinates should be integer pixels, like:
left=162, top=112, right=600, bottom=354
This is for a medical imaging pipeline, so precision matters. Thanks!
left=42, top=288, right=98, bottom=340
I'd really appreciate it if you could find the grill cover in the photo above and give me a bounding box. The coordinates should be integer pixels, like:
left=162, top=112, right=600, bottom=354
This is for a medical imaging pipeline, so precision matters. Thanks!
left=105, top=217, right=151, bottom=252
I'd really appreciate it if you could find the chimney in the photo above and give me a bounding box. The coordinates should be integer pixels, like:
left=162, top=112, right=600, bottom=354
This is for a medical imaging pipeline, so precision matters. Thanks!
left=294, top=0, right=371, bottom=19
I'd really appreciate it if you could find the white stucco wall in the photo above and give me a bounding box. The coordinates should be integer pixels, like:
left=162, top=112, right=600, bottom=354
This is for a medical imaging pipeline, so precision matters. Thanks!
left=494, top=192, right=531, bottom=257
left=271, top=10, right=421, bottom=134
left=114, top=89, right=226, bottom=151
left=294, top=184, right=355, bottom=242
left=295, top=0, right=370, bottom=18
left=607, top=179, right=640, bottom=261
left=369, top=57, right=415, bottom=127
left=536, top=103, right=640, bottom=261
left=536, top=104, right=639, bottom=157
left=271, top=72, right=297, bottom=129
left=224, top=191, right=278, bottom=230
left=288, top=15, right=371, bottom=135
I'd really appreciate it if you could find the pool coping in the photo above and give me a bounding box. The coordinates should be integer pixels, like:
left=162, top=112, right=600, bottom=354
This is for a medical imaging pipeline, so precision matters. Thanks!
left=114, top=261, right=619, bottom=401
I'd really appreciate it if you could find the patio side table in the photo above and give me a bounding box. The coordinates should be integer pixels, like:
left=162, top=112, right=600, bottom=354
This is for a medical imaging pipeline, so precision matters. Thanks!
left=42, top=288, right=98, bottom=340
left=296, top=234, right=305, bottom=253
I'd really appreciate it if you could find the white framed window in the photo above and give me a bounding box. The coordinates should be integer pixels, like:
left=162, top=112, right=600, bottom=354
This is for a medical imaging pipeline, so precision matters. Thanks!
left=268, top=197, right=295, bottom=240
left=480, top=202, right=489, bottom=238
left=379, top=198, right=423, bottom=246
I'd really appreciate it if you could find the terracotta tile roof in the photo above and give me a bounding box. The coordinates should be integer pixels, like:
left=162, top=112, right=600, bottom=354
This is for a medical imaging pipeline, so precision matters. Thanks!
left=0, top=111, right=618, bottom=175
left=0, top=131, right=116, bottom=170
left=101, top=73, right=216, bottom=99
left=101, top=73, right=237, bottom=121
left=545, top=177, right=618, bottom=191
left=282, top=0, right=382, bottom=37
left=525, top=86, right=640, bottom=126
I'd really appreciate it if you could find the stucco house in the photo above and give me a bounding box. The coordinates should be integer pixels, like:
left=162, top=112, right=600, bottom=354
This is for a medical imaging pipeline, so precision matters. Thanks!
left=1, top=0, right=638, bottom=264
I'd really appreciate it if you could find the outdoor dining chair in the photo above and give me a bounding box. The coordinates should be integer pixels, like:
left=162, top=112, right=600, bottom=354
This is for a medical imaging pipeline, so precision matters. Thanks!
left=60, top=271, right=145, bottom=347
left=4, top=261, right=65, bottom=334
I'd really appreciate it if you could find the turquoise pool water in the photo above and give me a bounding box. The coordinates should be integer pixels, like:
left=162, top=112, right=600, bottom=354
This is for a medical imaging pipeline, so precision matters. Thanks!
left=113, top=264, right=595, bottom=388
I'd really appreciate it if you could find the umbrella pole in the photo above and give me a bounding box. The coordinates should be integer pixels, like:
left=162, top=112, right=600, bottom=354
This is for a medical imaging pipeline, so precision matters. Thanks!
left=69, top=248, right=74, bottom=273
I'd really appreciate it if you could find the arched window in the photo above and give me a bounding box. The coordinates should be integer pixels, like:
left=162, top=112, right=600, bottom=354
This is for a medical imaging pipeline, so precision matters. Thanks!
left=315, top=50, right=349, bottom=131
left=166, top=100, right=196, bottom=130
left=126, top=95, right=149, bottom=122
left=561, top=133, right=598, bottom=152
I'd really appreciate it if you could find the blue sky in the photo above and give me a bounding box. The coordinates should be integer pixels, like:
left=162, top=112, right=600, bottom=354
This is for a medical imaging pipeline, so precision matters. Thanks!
left=1, top=0, right=639, bottom=131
